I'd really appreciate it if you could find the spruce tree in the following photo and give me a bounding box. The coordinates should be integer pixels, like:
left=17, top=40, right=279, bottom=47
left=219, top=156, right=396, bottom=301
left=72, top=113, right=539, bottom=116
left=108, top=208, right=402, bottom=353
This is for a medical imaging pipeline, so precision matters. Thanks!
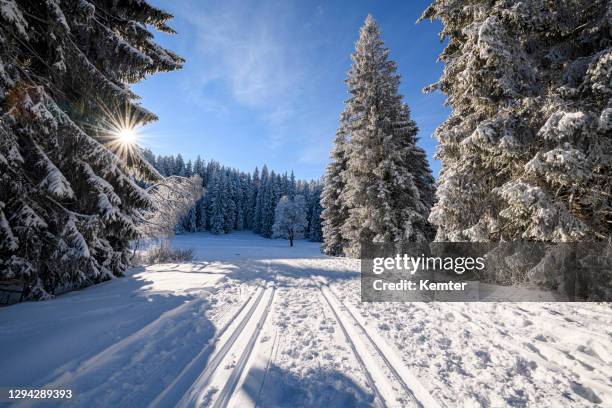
left=309, top=185, right=324, bottom=242
left=326, top=15, right=435, bottom=257
left=174, top=154, right=186, bottom=177
left=0, top=0, right=182, bottom=298
left=260, top=171, right=277, bottom=238
left=253, top=165, right=269, bottom=233
left=193, top=156, right=204, bottom=180
left=207, top=174, right=224, bottom=235
left=321, top=130, right=350, bottom=255
left=420, top=0, right=611, bottom=241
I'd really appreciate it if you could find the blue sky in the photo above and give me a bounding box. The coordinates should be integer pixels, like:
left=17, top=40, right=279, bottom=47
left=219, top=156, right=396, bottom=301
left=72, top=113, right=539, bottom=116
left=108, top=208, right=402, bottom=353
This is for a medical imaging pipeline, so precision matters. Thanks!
left=134, top=0, right=450, bottom=180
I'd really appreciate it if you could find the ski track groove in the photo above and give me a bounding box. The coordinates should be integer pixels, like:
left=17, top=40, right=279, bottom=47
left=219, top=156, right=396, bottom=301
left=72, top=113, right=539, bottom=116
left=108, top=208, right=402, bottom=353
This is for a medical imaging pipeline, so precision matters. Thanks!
left=150, top=285, right=260, bottom=407
left=174, top=285, right=268, bottom=408
left=254, top=328, right=279, bottom=408
left=324, top=284, right=442, bottom=408
left=211, top=286, right=276, bottom=408
left=317, top=280, right=388, bottom=408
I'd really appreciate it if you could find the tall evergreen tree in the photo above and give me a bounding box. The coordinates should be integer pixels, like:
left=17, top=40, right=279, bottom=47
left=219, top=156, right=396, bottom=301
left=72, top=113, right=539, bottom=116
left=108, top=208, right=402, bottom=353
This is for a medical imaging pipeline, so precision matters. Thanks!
left=193, top=155, right=204, bottom=180
left=185, top=159, right=193, bottom=177
left=420, top=1, right=611, bottom=241
left=308, top=185, right=324, bottom=242
left=324, top=15, right=435, bottom=257
left=321, top=130, right=350, bottom=255
left=174, top=154, right=186, bottom=177
left=253, top=165, right=269, bottom=233
left=207, top=174, right=224, bottom=235
left=0, top=0, right=183, bottom=298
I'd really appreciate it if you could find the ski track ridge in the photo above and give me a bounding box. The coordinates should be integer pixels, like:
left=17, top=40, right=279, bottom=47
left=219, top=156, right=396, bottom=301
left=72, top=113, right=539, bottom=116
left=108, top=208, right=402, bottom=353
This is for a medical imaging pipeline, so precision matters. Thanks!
left=150, top=285, right=260, bottom=407
left=317, top=280, right=388, bottom=408
left=323, top=283, right=442, bottom=408
left=211, top=285, right=276, bottom=408
left=174, top=285, right=268, bottom=408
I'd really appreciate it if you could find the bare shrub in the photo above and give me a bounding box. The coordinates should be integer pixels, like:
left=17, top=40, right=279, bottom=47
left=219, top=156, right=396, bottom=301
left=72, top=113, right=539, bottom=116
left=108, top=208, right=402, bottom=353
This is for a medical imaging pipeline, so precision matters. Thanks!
left=134, top=244, right=194, bottom=265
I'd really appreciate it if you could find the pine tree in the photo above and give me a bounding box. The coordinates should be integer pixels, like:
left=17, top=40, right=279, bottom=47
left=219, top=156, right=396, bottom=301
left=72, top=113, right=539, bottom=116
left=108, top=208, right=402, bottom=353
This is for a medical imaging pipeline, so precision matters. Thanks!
left=185, top=159, right=193, bottom=177
left=207, top=174, right=224, bottom=235
left=273, top=195, right=308, bottom=246
left=183, top=207, right=197, bottom=232
left=323, top=15, right=436, bottom=257
left=248, top=167, right=259, bottom=230
left=253, top=165, right=269, bottom=233
left=321, top=130, right=350, bottom=255
left=309, top=185, right=324, bottom=242
left=289, top=171, right=297, bottom=199
left=174, top=154, right=186, bottom=177
left=0, top=0, right=183, bottom=298
left=196, top=197, right=207, bottom=231
left=420, top=1, right=611, bottom=242
left=193, top=155, right=204, bottom=180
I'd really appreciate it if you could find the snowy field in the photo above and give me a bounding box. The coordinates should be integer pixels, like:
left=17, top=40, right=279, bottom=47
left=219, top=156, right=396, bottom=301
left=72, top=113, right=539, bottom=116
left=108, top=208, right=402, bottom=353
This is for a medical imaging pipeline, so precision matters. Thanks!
left=1, top=232, right=611, bottom=407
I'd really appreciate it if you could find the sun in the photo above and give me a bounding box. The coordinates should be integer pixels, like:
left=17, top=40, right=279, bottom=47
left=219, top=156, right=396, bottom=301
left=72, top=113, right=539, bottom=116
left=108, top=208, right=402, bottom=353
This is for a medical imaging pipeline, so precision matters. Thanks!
left=116, top=126, right=138, bottom=146
left=92, top=101, right=149, bottom=163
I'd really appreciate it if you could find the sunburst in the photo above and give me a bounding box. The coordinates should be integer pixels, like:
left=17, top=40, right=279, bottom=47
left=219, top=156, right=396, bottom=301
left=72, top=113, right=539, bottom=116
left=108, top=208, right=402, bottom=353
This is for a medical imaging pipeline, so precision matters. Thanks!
left=93, top=100, right=147, bottom=163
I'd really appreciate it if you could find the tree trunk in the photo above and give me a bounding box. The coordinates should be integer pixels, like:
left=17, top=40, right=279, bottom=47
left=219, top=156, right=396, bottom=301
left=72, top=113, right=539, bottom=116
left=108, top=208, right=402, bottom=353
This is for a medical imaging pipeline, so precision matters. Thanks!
left=289, top=232, right=294, bottom=247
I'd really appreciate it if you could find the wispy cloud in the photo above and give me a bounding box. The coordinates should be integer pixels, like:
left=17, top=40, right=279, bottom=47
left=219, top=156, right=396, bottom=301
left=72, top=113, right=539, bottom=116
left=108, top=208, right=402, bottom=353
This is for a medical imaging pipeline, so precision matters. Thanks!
left=176, top=0, right=306, bottom=132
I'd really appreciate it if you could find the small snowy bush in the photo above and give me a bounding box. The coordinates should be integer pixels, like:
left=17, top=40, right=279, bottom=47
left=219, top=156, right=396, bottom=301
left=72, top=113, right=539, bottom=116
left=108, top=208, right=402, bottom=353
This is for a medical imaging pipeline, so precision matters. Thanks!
left=135, top=245, right=194, bottom=265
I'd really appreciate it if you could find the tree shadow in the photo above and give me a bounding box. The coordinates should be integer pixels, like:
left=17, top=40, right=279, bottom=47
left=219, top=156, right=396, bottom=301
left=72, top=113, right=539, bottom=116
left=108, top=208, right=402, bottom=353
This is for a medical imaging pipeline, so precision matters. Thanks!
left=241, top=364, right=375, bottom=408
left=222, top=259, right=359, bottom=289
left=0, top=266, right=219, bottom=407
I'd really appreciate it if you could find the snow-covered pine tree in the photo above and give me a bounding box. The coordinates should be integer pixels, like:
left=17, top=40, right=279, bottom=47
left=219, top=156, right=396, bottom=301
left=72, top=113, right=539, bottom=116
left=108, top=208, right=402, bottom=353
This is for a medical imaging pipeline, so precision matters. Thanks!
left=253, top=165, right=269, bottom=233
left=272, top=195, right=308, bottom=246
left=248, top=167, right=260, bottom=229
left=289, top=171, right=297, bottom=199
left=184, top=207, right=197, bottom=232
left=196, top=197, right=207, bottom=231
left=321, top=129, right=350, bottom=255
left=185, top=159, right=193, bottom=177
left=0, top=0, right=183, bottom=298
left=207, top=174, right=224, bottom=235
left=174, top=154, right=186, bottom=177
left=193, top=155, right=204, bottom=180
left=332, top=15, right=435, bottom=257
left=308, top=184, right=324, bottom=242
left=262, top=172, right=283, bottom=238
left=164, top=156, right=175, bottom=177
left=420, top=0, right=611, bottom=242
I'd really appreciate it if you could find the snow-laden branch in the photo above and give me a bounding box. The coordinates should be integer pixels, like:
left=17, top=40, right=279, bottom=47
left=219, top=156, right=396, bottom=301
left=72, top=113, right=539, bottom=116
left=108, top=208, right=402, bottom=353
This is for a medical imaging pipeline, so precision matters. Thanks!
left=136, top=175, right=203, bottom=239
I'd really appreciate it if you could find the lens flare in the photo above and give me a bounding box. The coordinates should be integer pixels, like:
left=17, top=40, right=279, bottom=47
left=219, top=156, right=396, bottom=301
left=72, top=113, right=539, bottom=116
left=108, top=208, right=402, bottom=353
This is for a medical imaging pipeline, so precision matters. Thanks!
left=116, top=126, right=138, bottom=146
left=91, top=100, right=149, bottom=163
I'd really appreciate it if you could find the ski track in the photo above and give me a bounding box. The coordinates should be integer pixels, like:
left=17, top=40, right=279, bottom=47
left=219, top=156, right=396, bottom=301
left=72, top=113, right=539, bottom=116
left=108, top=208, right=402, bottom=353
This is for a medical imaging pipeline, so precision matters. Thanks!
left=175, top=285, right=273, bottom=408
left=3, top=232, right=611, bottom=408
left=211, top=286, right=276, bottom=408
left=318, top=279, right=440, bottom=408
left=318, top=280, right=389, bottom=408
left=150, top=284, right=260, bottom=407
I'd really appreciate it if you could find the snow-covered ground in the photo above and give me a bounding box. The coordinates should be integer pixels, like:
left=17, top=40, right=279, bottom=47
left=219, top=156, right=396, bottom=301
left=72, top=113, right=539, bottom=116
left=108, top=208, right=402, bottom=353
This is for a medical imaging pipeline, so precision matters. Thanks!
left=1, top=232, right=610, bottom=407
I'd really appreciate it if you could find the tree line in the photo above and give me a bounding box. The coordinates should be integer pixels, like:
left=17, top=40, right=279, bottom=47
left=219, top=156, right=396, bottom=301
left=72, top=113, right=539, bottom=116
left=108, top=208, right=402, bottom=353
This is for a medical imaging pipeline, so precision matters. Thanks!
left=141, top=151, right=324, bottom=242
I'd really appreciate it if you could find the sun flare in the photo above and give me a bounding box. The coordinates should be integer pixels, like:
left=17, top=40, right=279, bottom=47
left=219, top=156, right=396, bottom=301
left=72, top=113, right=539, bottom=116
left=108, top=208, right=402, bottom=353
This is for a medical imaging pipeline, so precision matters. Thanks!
left=92, top=101, right=150, bottom=163
left=116, top=126, right=138, bottom=146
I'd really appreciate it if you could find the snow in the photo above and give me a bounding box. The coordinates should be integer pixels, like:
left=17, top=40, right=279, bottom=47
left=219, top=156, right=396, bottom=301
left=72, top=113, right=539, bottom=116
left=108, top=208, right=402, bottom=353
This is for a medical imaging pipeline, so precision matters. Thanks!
left=1, top=232, right=611, bottom=407
left=0, top=0, right=29, bottom=37
left=35, top=146, right=75, bottom=200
